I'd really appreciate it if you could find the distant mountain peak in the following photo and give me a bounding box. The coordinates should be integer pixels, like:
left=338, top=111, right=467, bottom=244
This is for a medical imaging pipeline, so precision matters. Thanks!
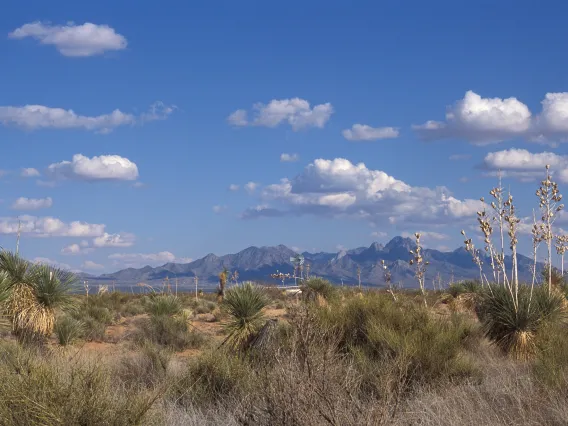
left=385, top=236, right=414, bottom=251
left=368, top=242, right=384, bottom=251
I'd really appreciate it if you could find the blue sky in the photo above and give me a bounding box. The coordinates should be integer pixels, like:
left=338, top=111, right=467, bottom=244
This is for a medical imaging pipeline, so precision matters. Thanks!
left=1, top=0, right=568, bottom=272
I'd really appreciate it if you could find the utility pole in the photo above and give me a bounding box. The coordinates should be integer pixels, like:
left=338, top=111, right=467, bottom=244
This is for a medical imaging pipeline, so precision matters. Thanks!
left=175, top=277, right=178, bottom=297
left=357, top=266, right=361, bottom=291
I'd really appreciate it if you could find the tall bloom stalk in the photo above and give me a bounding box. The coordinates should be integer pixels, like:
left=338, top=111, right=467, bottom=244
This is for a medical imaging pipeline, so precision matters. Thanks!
left=409, top=233, right=429, bottom=307
left=536, top=165, right=564, bottom=294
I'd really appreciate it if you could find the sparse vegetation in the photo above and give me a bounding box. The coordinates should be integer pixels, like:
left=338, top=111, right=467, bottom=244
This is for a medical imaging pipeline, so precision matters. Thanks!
left=3, top=167, right=568, bottom=424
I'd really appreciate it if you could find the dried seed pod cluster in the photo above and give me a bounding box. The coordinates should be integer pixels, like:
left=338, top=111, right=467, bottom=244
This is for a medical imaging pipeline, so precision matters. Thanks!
left=409, top=232, right=429, bottom=306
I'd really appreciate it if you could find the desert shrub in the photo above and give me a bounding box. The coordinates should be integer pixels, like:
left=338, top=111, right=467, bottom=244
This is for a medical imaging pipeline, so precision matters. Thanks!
left=54, top=315, right=85, bottom=346
left=301, top=277, right=337, bottom=303
left=146, top=294, right=183, bottom=317
left=170, top=349, right=257, bottom=406
left=448, top=280, right=482, bottom=298
left=0, top=341, right=158, bottom=425
left=116, top=341, right=172, bottom=389
left=70, top=302, right=114, bottom=342
left=135, top=314, right=205, bottom=351
left=81, top=316, right=108, bottom=341
left=221, top=282, right=269, bottom=350
left=317, top=293, right=479, bottom=386
left=264, top=286, right=287, bottom=302
left=478, top=284, right=567, bottom=360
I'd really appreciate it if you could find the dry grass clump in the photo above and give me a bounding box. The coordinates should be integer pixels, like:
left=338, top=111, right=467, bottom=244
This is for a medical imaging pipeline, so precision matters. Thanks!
left=0, top=341, right=160, bottom=425
left=116, top=341, right=173, bottom=390
left=398, top=355, right=568, bottom=425
left=70, top=297, right=115, bottom=342
left=54, top=315, right=85, bottom=346
left=134, top=295, right=205, bottom=351
left=169, top=348, right=257, bottom=407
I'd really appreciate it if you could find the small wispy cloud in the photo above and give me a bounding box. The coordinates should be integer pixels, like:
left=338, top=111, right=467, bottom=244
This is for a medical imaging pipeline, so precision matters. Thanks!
left=280, top=153, right=299, bottom=162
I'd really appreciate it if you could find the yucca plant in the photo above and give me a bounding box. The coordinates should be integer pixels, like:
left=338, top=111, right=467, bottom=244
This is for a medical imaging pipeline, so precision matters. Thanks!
left=221, top=282, right=269, bottom=351
left=478, top=284, right=566, bottom=360
left=0, top=250, right=77, bottom=341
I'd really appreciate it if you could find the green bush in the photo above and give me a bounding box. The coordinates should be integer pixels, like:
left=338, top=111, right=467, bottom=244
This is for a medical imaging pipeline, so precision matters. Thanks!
left=134, top=314, right=205, bottom=351
left=301, top=277, right=337, bottom=303
left=54, top=315, right=85, bottom=346
left=146, top=294, right=183, bottom=317
left=170, top=349, right=256, bottom=406
left=317, top=293, right=479, bottom=386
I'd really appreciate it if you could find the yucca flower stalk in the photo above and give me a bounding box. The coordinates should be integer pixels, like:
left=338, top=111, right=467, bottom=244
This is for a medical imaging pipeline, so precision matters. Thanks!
left=461, top=229, right=488, bottom=287
left=555, top=234, right=568, bottom=276
left=536, top=165, right=564, bottom=294
left=504, top=192, right=521, bottom=309
left=218, top=267, right=228, bottom=302
left=530, top=211, right=545, bottom=298
left=381, top=259, right=396, bottom=301
left=231, top=270, right=239, bottom=287
left=489, top=175, right=506, bottom=284
left=409, top=232, right=429, bottom=307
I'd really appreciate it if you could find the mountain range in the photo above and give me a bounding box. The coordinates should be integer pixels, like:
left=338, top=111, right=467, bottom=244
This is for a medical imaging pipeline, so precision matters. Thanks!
left=82, top=236, right=543, bottom=290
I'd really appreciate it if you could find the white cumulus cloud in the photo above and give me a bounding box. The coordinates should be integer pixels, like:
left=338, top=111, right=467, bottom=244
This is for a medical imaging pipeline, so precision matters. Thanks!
left=92, top=232, right=136, bottom=248
left=228, top=98, right=333, bottom=130
left=21, top=168, right=40, bottom=177
left=0, top=215, right=105, bottom=237
left=241, top=158, right=482, bottom=227
left=483, top=148, right=568, bottom=183
left=228, top=184, right=240, bottom=191
left=61, top=243, right=94, bottom=255
left=9, top=21, right=127, bottom=57
left=244, top=182, right=259, bottom=193
left=342, top=124, right=399, bottom=141
left=0, top=102, right=174, bottom=133
left=11, top=197, right=52, bottom=211
left=414, top=90, right=531, bottom=144
left=47, top=154, right=139, bottom=181
left=415, top=90, right=568, bottom=145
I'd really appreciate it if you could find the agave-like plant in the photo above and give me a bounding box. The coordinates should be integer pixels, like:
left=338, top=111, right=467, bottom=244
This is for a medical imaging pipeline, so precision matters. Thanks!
left=0, top=250, right=77, bottom=341
left=221, top=282, right=269, bottom=351
left=478, top=284, right=566, bottom=360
